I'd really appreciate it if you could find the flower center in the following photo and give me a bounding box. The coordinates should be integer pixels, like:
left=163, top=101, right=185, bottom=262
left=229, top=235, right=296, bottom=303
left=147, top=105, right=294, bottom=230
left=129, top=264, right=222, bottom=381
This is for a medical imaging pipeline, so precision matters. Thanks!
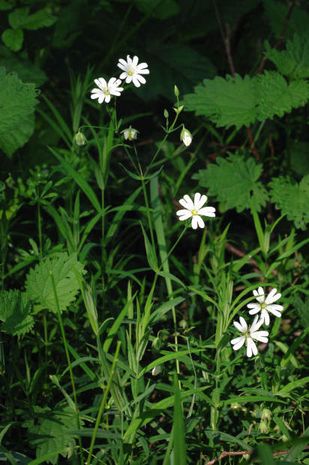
left=191, top=209, right=198, bottom=215
left=127, top=67, right=135, bottom=76
left=103, top=88, right=110, bottom=96
left=260, top=302, right=267, bottom=309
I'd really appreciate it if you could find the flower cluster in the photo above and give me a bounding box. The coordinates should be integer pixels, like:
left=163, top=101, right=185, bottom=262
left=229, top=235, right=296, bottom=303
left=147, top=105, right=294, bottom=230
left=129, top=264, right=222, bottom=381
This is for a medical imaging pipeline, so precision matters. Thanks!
left=90, top=55, right=149, bottom=105
left=231, top=287, right=283, bottom=358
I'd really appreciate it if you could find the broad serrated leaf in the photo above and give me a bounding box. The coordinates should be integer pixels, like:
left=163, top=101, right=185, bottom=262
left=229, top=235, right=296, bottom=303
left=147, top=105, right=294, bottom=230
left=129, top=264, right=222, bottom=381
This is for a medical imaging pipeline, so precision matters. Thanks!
left=9, top=7, right=56, bottom=30
left=1, top=28, right=24, bottom=52
left=29, top=407, right=77, bottom=465
left=193, top=153, right=268, bottom=212
left=270, top=175, right=309, bottom=229
left=25, top=253, right=85, bottom=313
left=0, top=67, right=37, bottom=156
left=183, top=72, right=309, bottom=128
left=265, top=34, right=309, bottom=79
left=0, top=290, right=34, bottom=336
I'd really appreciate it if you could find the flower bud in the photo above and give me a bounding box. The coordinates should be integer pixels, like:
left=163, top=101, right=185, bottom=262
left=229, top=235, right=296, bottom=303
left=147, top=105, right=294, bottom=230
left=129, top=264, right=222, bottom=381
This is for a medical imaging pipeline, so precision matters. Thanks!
left=180, top=127, right=192, bottom=147
left=74, top=131, right=87, bottom=146
left=164, top=109, right=169, bottom=119
left=122, top=126, right=139, bottom=141
left=174, top=85, right=180, bottom=98
left=151, top=365, right=162, bottom=376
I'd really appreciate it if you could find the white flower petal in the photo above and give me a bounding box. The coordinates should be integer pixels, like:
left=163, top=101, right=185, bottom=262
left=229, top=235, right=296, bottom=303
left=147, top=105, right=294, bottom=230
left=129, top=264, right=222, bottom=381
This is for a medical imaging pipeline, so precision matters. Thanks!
left=250, top=315, right=263, bottom=332
left=136, top=75, right=146, bottom=84
left=132, top=55, right=139, bottom=66
left=266, top=305, right=282, bottom=317
left=261, top=309, right=270, bottom=326
left=194, top=193, right=201, bottom=207
left=247, top=303, right=260, bottom=309
left=247, top=338, right=257, bottom=357
left=251, top=330, right=269, bottom=343
left=195, top=215, right=205, bottom=229
left=191, top=216, right=199, bottom=229
left=198, top=207, right=216, bottom=217
left=194, top=193, right=207, bottom=209
left=132, top=77, right=141, bottom=87
left=248, top=307, right=261, bottom=315
left=183, top=195, right=194, bottom=209
left=231, top=336, right=245, bottom=351
left=265, top=289, right=281, bottom=304
left=177, top=211, right=192, bottom=221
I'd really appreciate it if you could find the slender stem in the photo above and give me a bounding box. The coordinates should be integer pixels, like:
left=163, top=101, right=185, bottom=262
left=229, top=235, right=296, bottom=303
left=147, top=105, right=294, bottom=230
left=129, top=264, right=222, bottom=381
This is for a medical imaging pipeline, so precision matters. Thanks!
left=50, top=272, right=83, bottom=463
left=37, top=202, right=43, bottom=257
left=86, top=341, right=121, bottom=465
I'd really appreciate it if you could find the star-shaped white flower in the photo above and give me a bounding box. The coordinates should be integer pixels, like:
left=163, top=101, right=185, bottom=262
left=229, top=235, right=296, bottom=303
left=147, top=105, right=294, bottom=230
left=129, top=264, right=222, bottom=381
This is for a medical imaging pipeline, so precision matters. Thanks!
left=90, top=77, right=124, bottom=104
left=117, top=55, right=149, bottom=87
left=247, top=287, right=283, bottom=326
left=231, top=315, right=269, bottom=358
left=176, top=193, right=216, bottom=229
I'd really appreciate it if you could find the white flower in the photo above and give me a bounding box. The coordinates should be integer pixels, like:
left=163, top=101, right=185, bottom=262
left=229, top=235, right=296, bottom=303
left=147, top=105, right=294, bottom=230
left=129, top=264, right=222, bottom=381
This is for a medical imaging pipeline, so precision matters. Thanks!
left=121, top=126, right=139, bottom=141
left=176, top=193, right=216, bottom=229
left=231, top=315, right=269, bottom=358
left=117, top=55, right=149, bottom=87
left=90, top=77, right=124, bottom=104
left=180, top=127, right=192, bottom=147
left=247, top=287, right=283, bottom=326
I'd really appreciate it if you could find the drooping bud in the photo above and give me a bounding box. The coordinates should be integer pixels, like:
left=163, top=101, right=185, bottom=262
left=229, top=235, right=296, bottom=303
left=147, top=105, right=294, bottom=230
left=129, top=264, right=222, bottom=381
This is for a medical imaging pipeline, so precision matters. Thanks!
left=74, top=130, right=87, bottom=146
left=180, top=127, right=192, bottom=147
left=151, top=365, right=162, bottom=376
left=121, top=126, right=139, bottom=141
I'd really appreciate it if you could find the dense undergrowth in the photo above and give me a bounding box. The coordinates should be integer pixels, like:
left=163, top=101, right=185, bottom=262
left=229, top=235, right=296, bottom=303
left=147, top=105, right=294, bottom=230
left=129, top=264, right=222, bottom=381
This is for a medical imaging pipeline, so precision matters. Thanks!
left=0, top=0, right=308, bottom=464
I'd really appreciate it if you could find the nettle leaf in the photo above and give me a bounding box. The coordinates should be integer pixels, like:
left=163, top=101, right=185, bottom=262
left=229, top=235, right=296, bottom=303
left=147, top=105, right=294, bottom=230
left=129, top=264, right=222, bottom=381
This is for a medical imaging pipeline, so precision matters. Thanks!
left=0, top=67, right=37, bottom=156
left=183, top=71, right=309, bottom=129
left=9, top=7, right=56, bottom=31
left=270, top=175, right=309, bottom=230
left=265, top=34, right=309, bottom=80
left=0, top=290, right=34, bottom=336
left=193, top=153, right=268, bottom=212
left=25, top=253, right=85, bottom=313
left=1, top=28, right=24, bottom=52
left=30, top=406, right=77, bottom=465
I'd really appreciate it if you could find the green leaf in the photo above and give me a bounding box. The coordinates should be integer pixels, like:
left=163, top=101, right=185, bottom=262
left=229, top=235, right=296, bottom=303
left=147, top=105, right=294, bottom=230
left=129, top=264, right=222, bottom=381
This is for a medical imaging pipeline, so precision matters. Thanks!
left=257, top=444, right=276, bottom=465
left=1, top=28, right=23, bottom=52
left=0, top=67, right=37, bottom=156
left=0, top=290, right=34, bottom=336
left=270, top=175, right=309, bottom=229
left=265, top=34, right=309, bottom=80
left=183, top=71, right=309, bottom=128
left=193, top=153, right=268, bottom=212
left=9, top=7, right=56, bottom=31
left=172, top=376, right=187, bottom=465
left=277, top=376, right=309, bottom=397
left=0, top=46, right=46, bottom=86
left=25, top=253, right=85, bottom=313
left=29, top=407, right=77, bottom=465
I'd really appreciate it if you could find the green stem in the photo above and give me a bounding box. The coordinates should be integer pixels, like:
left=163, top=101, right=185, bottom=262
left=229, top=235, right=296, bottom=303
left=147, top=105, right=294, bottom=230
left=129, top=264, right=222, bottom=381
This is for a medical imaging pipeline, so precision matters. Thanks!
left=37, top=202, right=43, bottom=257
left=50, top=272, right=83, bottom=463
left=86, top=341, right=121, bottom=465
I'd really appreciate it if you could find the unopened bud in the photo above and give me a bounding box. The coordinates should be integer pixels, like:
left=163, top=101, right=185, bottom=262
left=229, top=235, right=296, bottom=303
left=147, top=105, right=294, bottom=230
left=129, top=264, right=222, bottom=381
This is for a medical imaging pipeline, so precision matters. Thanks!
left=180, top=127, right=192, bottom=147
left=174, top=85, right=180, bottom=98
left=151, top=365, right=162, bottom=376
left=164, top=109, right=169, bottom=119
left=74, top=131, right=87, bottom=146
